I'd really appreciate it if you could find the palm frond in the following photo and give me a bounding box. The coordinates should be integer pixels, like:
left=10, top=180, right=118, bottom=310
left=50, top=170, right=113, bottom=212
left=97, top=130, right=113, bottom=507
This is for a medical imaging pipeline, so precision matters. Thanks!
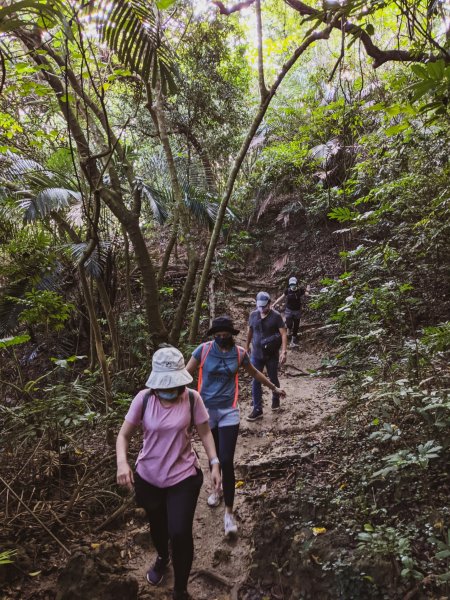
left=0, top=279, right=28, bottom=336
left=19, top=188, right=81, bottom=223
left=68, top=241, right=111, bottom=279
left=90, top=0, right=177, bottom=93
left=136, top=180, right=169, bottom=224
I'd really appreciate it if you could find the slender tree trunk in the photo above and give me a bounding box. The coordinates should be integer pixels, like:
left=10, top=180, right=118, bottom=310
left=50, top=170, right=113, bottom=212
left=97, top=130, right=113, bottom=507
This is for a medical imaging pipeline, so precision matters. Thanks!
left=96, top=277, right=120, bottom=368
left=158, top=219, right=178, bottom=286
left=169, top=253, right=200, bottom=346
left=122, top=225, right=133, bottom=311
left=126, top=217, right=167, bottom=344
left=78, top=267, right=112, bottom=420
left=189, top=25, right=335, bottom=343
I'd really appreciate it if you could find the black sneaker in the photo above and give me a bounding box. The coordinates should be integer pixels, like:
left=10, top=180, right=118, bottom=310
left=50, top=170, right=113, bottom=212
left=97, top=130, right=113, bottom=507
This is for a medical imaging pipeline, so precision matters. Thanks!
left=146, top=555, right=171, bottom=586
left=173, top=591, right=192, bottom=600
left=246, top=409, right=263, bottom=421
left=271, top=399, right=280, bottom=411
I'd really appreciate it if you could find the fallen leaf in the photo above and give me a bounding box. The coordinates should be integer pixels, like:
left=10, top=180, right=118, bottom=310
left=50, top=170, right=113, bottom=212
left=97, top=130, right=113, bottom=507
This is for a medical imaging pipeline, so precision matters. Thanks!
left=312, top=527, right=327, bottom=536
left=28, top=571, right=41, bottom=577
left=91, top=543, right=101, bottom=549
left=235, top=480, right=245, bottom=488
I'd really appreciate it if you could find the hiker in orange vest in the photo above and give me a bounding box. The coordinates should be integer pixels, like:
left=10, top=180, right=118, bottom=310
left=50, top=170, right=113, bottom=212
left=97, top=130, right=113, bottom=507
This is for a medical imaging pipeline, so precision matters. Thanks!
left=116, top=346, right=221, bottom=600
left=186, top=316, right=285, bottom=537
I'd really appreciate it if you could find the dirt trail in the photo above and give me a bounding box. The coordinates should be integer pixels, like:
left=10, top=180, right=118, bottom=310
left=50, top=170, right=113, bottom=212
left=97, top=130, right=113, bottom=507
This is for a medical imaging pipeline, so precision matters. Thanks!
left=125, top=283, right=342, bottom=600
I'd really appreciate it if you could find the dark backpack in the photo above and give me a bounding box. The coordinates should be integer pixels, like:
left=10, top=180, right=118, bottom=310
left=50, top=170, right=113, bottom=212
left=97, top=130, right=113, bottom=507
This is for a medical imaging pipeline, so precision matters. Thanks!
left=141, top=389, right=196, bottom=432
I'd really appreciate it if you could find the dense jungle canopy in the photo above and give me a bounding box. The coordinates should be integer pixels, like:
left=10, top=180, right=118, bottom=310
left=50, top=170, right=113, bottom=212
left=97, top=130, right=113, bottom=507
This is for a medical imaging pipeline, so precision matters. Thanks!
left=1, top=0, right=450, bottom=598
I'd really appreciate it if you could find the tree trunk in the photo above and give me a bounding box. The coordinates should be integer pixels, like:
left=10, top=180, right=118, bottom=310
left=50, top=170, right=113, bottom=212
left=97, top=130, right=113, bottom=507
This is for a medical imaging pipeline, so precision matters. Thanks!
left=169, top=253, right=200, bottom=346
left=122, top=225, right=133, bottom=311
left=126, top=217, right=167, bottom=344
left=78, top=267, right=112, bottom=419
left=96, top=277, right=120, bottom=368
left=158, top=219, right=178, bottom=286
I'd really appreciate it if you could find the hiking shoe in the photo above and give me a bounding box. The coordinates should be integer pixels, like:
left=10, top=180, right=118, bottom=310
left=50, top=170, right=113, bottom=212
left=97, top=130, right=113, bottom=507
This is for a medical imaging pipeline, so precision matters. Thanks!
left=146, top=555, right=171, bottom=586
left=224, top=512, right=238, bottom=537
left=246, top=409, right=263, bottom=421
left=289, top=340, right=299, bottom=348
left=207, top=489, right=223, bottom=507
left=173, top=591, right=192, bottom=600
left=271, top=399, right=280, bottom=411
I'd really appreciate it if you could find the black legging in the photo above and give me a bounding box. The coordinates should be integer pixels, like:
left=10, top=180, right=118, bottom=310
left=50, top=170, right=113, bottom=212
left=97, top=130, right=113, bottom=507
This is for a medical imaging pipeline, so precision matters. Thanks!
left=134, top=469, right=203, bottom=593
left=211, top=424, right=239, bottom=508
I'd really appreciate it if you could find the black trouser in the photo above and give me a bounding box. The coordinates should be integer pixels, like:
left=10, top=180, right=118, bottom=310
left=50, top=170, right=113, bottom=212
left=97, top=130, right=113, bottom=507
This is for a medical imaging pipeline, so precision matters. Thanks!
left=211, top=424, right=239, bottom=508
left=134, top=469, right=203, bottom=593
left=285, top=314, right=300, bottom=338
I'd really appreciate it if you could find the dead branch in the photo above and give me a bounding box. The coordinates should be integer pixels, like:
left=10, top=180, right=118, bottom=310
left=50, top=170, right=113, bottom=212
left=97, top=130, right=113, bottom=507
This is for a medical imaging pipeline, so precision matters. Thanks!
left=0, top=475, right=71, bottom=555
left=94, top=496, right=135, bottom=532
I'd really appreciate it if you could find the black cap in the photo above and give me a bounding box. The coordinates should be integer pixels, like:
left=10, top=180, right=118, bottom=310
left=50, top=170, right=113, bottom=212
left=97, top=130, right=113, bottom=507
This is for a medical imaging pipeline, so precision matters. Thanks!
left=207, top=315, right=240, bottom=336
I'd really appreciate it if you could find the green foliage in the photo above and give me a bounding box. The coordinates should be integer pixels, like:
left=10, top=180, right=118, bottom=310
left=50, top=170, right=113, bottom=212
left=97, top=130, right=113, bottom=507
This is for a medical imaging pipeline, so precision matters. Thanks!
left=357, top=525, right=423, bottom=581
left=13, top=290, right=74, bottom=332
left=0, top=549, right=16, bottom=565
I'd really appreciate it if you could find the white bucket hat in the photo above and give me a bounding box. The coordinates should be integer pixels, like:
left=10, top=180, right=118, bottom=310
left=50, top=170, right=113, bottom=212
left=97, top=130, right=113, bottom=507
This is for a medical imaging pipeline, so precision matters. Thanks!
left=145, top=347, right=193, bottom=389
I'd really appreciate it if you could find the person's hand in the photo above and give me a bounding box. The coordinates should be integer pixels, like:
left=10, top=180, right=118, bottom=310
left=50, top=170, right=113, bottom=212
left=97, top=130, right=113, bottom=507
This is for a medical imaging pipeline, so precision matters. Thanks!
left=117, top=462, right=134, bottom=490
left=279, top=349, right=287, bottom=365
left=211, top=463, right=221, bottom=492
left=275, top=387, right=286, bottom=398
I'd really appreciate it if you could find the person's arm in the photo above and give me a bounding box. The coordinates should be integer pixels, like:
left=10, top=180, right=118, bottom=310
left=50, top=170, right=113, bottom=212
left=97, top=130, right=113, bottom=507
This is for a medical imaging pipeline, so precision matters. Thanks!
left=243, top=362, right=286, bottom=397
left=186, top=355, right=199, bottom=376
left=196, top=421, right=221, bottom=492
left=272, top=293, right=285, bottom=309
left=279, top=327, right=288, bottom=365
left=116, top=420, right=139, bottom=490
left=245, top=326, right=253, bottom=353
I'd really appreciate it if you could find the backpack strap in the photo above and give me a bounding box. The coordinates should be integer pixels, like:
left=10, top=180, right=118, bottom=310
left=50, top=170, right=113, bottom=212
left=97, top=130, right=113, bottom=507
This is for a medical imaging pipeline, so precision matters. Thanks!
left=197, top=341, right=214, bottom=394
left=232, top=346, right=245, bottom=408
left=141, top=389, right=152, bottom=421
left=188, top=389, right=195, bottom=433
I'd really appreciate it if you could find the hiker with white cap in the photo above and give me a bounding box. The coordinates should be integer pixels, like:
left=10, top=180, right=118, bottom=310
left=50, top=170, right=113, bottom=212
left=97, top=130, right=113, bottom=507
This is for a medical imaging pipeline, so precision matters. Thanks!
left=246, top=292, right=288, bottom=421
left=116, top=346, right=221, bottom=600
left=186, top=315, right=285, bottom=536
left=273, top=276, right=310, bottom=347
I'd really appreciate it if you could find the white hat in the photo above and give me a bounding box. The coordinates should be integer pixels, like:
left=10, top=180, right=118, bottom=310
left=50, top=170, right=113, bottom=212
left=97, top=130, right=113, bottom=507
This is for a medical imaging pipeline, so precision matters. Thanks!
left=145, top=347, right=193, bottom=389
left=289, top=277, right=298, bottom=285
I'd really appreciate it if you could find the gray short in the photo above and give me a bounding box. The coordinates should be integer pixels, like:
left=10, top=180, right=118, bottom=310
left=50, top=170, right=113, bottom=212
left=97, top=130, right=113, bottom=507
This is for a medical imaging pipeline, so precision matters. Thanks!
left=207, top=406, right=240, bottom=429
left=285, top=308, right=301, bottom=319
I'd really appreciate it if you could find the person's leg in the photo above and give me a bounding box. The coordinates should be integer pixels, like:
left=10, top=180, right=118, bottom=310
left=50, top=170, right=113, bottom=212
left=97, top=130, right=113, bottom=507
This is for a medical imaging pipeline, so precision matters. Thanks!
left=134, top=472, right=169, bottom=559
left=292, top=316, right=300, bottom=343
left=250, top=355, right=265, bottom=414
left=266, top=355, right=281, bottom=409
left=134, top=472, right=171, bottom=585
left=217, top=423, right=239, bottom=510
left=285, top=313, right=293, bottom=340
left=207, top=425, right=223, bottom=506
left=166, top=470, right=203, bottom=595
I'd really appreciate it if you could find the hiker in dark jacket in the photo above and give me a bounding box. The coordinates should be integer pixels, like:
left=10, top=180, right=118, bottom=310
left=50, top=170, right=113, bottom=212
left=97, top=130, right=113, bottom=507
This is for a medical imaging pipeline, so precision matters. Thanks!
left=246, top=291, right=288, bottom=421
left=273, top=276, right=310, bottom=348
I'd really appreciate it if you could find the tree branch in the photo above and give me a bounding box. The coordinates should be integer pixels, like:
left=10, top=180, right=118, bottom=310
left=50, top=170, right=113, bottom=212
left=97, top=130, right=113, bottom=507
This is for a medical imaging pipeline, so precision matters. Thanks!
left=212, top=0, right=256, bottom=15
left=284, top=0, right=446, bottom=68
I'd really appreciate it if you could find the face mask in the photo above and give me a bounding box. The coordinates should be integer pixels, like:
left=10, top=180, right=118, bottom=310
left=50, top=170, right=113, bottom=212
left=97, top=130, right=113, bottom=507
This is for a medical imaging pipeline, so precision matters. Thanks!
left=258, top=305, right=270, bottom=315
left=290, top=285, right=297, bottom=291
left=215, top=335, right=233, bottom=348
left=157, top=389, right=179, bottom=402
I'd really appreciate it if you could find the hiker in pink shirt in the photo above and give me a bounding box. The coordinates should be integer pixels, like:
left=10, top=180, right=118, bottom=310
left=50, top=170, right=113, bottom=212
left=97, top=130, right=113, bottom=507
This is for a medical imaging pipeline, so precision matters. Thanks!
left=116, top=346, right=220, bottom=600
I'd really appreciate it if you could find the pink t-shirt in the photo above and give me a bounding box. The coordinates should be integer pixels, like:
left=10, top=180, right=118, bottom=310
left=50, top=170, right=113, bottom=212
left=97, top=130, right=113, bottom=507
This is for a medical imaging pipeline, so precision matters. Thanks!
left=125, top=388, right=209, bottom=488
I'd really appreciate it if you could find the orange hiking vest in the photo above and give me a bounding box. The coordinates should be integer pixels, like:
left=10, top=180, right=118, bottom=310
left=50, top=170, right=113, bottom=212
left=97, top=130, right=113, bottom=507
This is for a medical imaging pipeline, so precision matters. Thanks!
left=197, top=341, right=245, bottom=408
